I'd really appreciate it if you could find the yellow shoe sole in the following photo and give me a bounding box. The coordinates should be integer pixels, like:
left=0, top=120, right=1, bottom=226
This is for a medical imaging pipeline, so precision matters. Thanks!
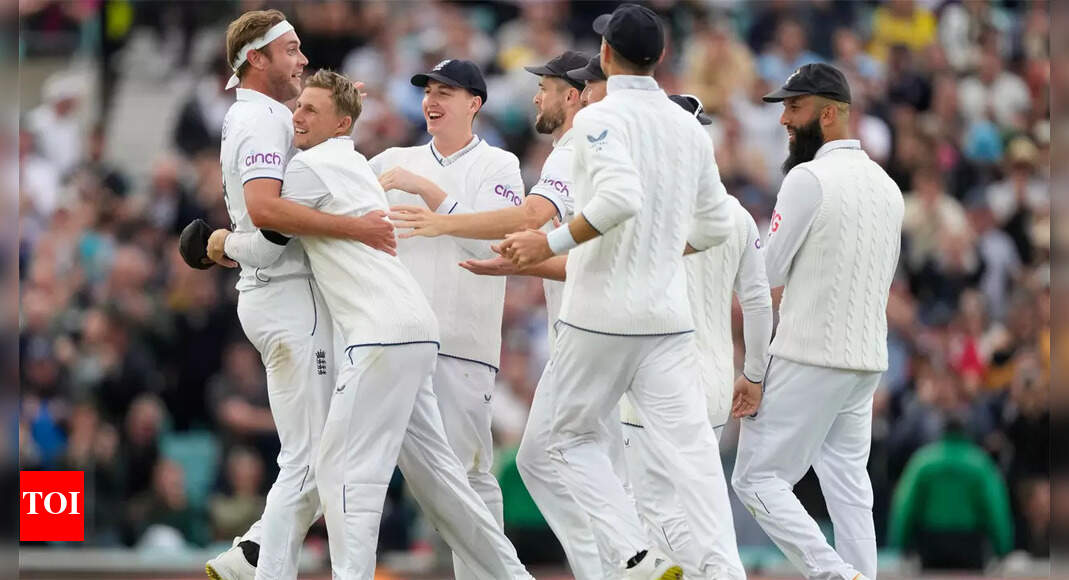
left=660, top=565, right=684, bottom=579
left=205, top=564, right=222, bottom=580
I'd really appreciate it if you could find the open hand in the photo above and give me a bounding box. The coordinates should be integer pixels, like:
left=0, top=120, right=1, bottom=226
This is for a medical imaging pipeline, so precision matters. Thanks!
left=350, top=210, right=397, bottom=255
left=459, top=256, right=521, bottom=276
left=731, top=375, right=763, bottom=418
left=207, top=229, right=238, bottom=268
left=389, top=205, right=447, bottom=239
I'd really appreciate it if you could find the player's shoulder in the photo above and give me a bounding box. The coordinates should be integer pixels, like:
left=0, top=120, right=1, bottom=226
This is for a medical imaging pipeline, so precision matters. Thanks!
left=371, top=144, right=423, bottom=164
left=729, top=197, right=759, bottom=233
left=225, top=99, right=290, bottom=138
left=476, top=140, right=521, bottom=172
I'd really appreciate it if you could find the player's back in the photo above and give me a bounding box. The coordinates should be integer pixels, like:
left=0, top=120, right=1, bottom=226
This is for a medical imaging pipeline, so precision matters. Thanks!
left=220, top=88, right=310, bottom=291
left=287, top=139, right=438, bottom=350
left=561, top=78, right=730, bottom=335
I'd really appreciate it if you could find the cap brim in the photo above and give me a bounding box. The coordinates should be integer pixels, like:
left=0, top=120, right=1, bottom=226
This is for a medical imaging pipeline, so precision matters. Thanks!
left=697, top=112, right=713, bottom=125
left=567, top=67, right=603, bottom=82
left=523, top=65, right=558, bottom=77
left=411, top=72, right=463, bottom=89
left=761, top=87, right=812, bottom=103
left=593, top=13, right=611, bottom=35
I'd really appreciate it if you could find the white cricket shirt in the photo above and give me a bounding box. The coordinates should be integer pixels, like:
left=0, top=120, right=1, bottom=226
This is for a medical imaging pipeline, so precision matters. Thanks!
left=560, top=75, right=735, bottom=335
left=369, top=137, right=525, bottom=369
left=280, top=137, right=439, bottom=352
left=219, top=88, right=311, bottom=291
left=527, top=128, right=577, bottom=339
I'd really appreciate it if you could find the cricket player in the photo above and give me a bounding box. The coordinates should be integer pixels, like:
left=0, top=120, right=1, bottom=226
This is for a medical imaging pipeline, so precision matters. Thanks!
left=220, top=69, right=533, bottom=580
left=200, top=10, right=394, bottom=580
left=617, top=93, right=770, bottom=580
left=501, top=5, right=742, bottom=579
left=730, top=64, right=904, bottom=580
left=569, top=54, right=608, bottom=107
left=366, top=58, right=525, bottom=580
left=388, top=50, right=611, bottom=580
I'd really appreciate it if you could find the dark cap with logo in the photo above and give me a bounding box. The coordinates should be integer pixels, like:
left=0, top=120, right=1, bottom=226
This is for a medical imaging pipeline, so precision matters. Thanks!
left=525, top=51, right=589, bottom=91
left=566, top=54, right=606, bottom=83
left=762, top=63, right=851, bottom=104
left=411, top=59, right=488, bottom=103
left=593, top=3, right=665, bottom=67
left=669, top=94, right=713, bottom=125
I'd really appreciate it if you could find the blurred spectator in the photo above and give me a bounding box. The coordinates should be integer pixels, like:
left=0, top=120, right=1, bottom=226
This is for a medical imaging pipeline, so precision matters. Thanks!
left=958, top=46, right=1031, bottom=130
left=968, top=202, right=1021, bottom=322
left=889, top=414, right=1014, bottom=570
left=885, top=44, right=932, bottom=112
left=124, top=458, right=208, bottom=547
left=939, top=0, right=1012, bottom=73
left=206, top=342, right=277, bottom=474
left=984, top=137, right=1048, bottom=265
left=26, top=72, right=86, bottom=179
left=682, top=15, right=754, bottom=116
left=173, top=57, right=234, bottom=158
left=832, top=27, right=882, bottom=99
left=19, top=128, right=62, bottom=221
left=755, top=18, right=824, bottom=85
left=209, top=446, right=266, bottom=542
left=119, top=394, right=165, bottom=499
left=63, top=402, right=124, bottom=545
left=868, top=0, right=937, bottom=62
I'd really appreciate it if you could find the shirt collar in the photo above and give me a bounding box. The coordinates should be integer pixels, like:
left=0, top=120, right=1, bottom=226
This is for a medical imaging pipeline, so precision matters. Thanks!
left=554, top=127, right=575, bottom=148
left=815, top=139, right=862, bottom=159
left=235, top=88, right=289, bottom=110
left=429, top=135, right=481, bottom=166
left=303, top=136, right=353, bottom=153
left=606, top=75, right=661, bottom=93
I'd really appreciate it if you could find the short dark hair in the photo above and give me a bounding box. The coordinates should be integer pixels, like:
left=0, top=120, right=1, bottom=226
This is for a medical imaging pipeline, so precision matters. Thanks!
left=607, top=44, right=656, bottom=75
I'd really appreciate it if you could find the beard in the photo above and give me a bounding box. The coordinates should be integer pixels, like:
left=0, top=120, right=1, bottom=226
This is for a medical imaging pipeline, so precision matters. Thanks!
left=535, top=106, right=565, bottom=134
left=782, top=117, right=825, bottom=174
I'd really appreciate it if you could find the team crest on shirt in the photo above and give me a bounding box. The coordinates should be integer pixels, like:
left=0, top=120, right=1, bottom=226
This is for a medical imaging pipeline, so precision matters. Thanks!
left=316, top=350, right=327, bottom=376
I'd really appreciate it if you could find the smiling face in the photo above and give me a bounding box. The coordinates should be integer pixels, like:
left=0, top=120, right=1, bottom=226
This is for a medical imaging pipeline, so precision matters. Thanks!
left=292, top=86, right=350, bottom=150
left=779, top=94, right=829, bottom=173
left=422, top=80, right=480, bottom=137
left=257, top=30, right=308, bottom=102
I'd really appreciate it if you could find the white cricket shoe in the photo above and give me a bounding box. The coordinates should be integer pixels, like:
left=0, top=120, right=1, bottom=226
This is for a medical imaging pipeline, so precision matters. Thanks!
left=623, top=548, right=684, bottom=580
left=206, top=537, right=256, bottom=580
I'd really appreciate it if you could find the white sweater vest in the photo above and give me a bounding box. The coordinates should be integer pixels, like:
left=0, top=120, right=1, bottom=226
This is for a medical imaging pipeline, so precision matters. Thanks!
left=769, top=148, right=903, bottom=372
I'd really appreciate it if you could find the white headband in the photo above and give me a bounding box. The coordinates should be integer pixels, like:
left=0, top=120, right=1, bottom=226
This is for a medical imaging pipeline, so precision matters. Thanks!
left=225, top=20, right=296, bottom=90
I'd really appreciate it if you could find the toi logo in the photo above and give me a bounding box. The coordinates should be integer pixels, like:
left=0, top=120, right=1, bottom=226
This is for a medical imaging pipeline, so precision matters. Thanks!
left=21, top=471, right=84, bottom=541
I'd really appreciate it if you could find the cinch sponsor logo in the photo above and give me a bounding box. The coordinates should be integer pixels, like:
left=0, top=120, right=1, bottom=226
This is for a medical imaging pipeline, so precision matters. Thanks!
left=540, top=177, right=570, bottom=196
left=245, top=152, right=283, bottom=167
left=21, top=471, right=84, bottom=541
left=494, top=184, right=522, bottom=206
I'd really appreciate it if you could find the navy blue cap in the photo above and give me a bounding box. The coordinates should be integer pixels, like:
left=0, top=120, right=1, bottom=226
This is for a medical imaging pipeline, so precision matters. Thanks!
left=524, top=51, right=589, bottom=91
left=593, top=4, right=665, bottom=67
left=566, top=54, right=606, bottom=83
left=763, top=63, right=851, bottom=104
left=412, top=59, right=488, bottom=103
left=669, top=94, right=713, bottom=125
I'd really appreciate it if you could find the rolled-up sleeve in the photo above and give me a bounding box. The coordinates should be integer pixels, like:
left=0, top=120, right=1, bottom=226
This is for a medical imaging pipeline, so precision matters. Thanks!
left=763, top=166, right=822, bottom=288
left=574, top=111, right=642, bottom=233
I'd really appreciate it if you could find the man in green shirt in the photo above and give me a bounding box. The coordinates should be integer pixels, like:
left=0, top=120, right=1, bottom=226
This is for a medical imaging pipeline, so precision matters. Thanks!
left=888, top=415, right=1014, bottom=570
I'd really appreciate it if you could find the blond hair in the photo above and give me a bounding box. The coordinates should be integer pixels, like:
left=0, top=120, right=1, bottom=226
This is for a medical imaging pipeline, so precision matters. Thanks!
left=225, top=9, right=286, bottom=80
left=304, top=69, right=363, bottom=126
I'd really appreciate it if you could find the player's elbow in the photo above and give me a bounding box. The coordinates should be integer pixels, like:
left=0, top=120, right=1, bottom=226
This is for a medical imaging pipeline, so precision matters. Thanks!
left=246, top=201, right=276, bottom=230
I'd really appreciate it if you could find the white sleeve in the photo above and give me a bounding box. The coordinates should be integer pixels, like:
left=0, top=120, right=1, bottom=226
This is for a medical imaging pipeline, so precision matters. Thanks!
left=439, top=154, right=527, bottom=259
left=573, top=110, right=642, bottom=234
left=763, top=166, right=822, bottom=288
left=688, top=134, right=735, bottom=251
left=367, top=149, right=390, bottom=177
left=280, top=158, right=333, bottom=210
left=526, top=148, right=573, bottom=221
left=235, top=119, right=289, bottom=184
left=734, top=213, right=773, bottom=383
left=223, top=229, right=290, bottom=269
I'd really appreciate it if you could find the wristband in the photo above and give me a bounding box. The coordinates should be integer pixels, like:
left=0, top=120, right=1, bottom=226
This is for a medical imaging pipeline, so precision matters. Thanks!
left=547, top=225, right=578, bottom=255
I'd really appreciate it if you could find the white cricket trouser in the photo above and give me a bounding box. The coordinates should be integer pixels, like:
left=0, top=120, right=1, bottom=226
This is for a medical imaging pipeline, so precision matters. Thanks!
left=431, top=356, right=505, bottom=580
left=621, top=420, right=745, bottom=580
left=315, top=343, right=531, bottom=580
left=732, top=357, right=881, bottom=580
left=542, top=325, right=731, bottom=577
left=236, top=277, right=333, bottom=580
left=516, top=362, right=614, bottom=580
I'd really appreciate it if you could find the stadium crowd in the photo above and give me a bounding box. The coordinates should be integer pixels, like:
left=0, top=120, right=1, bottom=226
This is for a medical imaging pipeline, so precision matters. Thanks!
left=19, top=0, right=1050, bottom=572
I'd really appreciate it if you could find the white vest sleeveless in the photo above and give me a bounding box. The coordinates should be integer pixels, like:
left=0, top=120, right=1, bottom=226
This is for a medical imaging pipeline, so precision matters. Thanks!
left=769, top=148, right=903, bottom=372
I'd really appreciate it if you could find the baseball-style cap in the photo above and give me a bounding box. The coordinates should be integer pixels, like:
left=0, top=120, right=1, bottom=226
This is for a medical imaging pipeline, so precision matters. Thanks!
left=762, top=63, right=852, bottom=104
left=412, top=59, right=488, bottom=103
left=593, top=3, right=665, bottom=67
left=524, top=50, right=589, bottom=91
left=566, top=54, right=606, bottom=83
left=669, top=94, right=713, bottom=125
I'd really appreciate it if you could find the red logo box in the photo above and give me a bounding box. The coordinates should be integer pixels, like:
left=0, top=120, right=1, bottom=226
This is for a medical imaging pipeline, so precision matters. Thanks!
left=20, top=471, right=84, bottom=542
